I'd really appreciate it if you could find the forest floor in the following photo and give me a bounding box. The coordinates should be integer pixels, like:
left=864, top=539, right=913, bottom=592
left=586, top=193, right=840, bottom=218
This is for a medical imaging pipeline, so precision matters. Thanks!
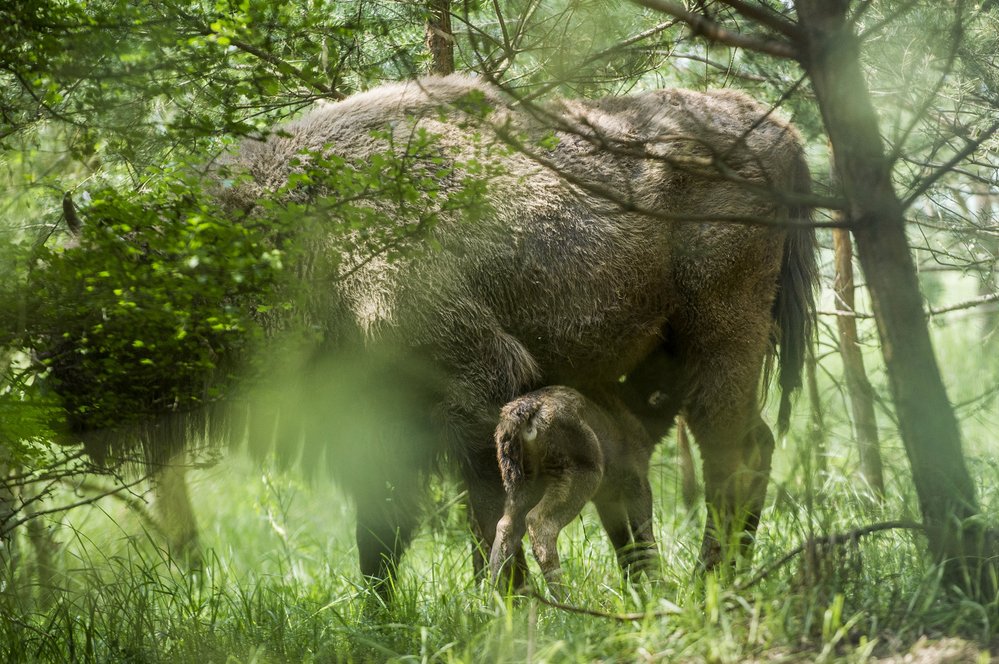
left=2, top=436, right=997, bottom=663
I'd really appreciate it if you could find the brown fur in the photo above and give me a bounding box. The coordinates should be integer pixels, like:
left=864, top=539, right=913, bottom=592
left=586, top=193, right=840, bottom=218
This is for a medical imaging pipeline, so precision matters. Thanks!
left=491, top=385, right=663, bottom=598
left=221, top=74, right=817, bottom=592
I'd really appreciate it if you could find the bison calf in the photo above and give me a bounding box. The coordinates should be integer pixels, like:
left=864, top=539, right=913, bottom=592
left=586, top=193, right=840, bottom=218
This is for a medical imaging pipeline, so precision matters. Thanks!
left=489, top=385, right=665, bottom=598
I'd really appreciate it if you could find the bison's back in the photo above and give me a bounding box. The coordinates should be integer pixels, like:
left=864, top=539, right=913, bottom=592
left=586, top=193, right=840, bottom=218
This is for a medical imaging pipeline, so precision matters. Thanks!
left=380, top=81, right=798, bottom=386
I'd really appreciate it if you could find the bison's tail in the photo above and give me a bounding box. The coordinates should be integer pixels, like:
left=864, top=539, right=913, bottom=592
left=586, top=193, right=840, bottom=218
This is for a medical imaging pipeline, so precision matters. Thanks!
left=773, top=150, right=818, bottom=435
left=495, top=398, right=541, bottom=494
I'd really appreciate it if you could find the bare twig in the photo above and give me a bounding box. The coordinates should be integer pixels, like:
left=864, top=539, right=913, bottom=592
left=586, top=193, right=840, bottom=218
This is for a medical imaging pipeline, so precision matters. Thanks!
left=1, top=474, right=151, bottom=538
left=70, top=478, right=163, bottom=535
left=818, top=308, right=873, bottom=319
left=902, top=121, right=999, bottom=210
left=493, top=124, right=842, bottom=229
left=225, top=36, right=345, bottom=100
left=854, top=0, right=920, bottom=42
left=647, top=51, right=768, bottom=82
left=516, top=20, right=680, bottom=104
left=928, top=291, right=999, bottom=317
left=172, top=8, right=344, bottom=100
left=737, top=520, right=925, bottom=590
left=716, top=0, right=800, bottom=39
left=819, top=291, right=999, bottom=320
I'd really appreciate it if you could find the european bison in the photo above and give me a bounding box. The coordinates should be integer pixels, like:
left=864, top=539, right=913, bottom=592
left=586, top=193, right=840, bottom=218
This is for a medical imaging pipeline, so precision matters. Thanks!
left=51, top=74, right=816, bottom=596
left=228, top=74, right=816, bottom=593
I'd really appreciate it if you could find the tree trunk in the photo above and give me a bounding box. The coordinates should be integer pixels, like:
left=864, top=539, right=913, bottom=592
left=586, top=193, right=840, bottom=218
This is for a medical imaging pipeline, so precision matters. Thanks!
left=974, top=188, right=999, bottom=340
left=25, top=504, right=57, bottom=607
left=796, top=0, right=990, bottom=594
left=832, top=227, right=885, bottom=497
left=425, top=0, right=455, bottom=76
left=0, top=464, right=19, bottom=577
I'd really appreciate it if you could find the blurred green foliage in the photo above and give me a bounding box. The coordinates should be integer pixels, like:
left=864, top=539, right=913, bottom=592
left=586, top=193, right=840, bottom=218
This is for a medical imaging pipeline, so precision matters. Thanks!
left=20, top=176, right=281, bottom=433
left=0, top=0, right=466, bottom=459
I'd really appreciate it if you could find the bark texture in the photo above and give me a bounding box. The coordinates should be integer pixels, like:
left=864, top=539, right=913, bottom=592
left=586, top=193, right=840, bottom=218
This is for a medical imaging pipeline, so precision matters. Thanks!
left=832, top=227, right=884, bottom=497
left=795, top=0, right=990, bottom=593
left=425, top=0, right=455, bottom=76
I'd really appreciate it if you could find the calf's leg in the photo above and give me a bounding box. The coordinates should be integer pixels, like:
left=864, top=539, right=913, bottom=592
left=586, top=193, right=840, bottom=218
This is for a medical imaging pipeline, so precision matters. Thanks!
left=489, top=481, right=543, bottom=592
left=465, top=451, right=530, bottom=590
left=525, top=468, right=601, bottom=600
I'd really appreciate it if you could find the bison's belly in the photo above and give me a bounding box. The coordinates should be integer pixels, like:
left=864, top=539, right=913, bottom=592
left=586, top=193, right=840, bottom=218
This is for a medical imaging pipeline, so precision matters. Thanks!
left=514, top=303, right=668, bottom=387
left=487, top=230, right=674, bottom=386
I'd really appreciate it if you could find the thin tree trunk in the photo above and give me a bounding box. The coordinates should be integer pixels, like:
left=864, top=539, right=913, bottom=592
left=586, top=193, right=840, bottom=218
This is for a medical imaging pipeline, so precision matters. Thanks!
left=974, top=189, right=999, bottom=339
left=833, top=227, right=885, bottom=497
left=425, top=0, right=455, bottom=76
left=0, top=464, right=19, bottom=577
left=24, top=503, right=57, bottom=607
left=796, top=0, right=990, bottom=594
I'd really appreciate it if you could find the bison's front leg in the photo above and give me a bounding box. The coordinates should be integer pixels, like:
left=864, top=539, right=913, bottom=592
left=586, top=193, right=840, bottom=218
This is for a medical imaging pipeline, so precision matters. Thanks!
left=354, top=478, right=423, bottom=600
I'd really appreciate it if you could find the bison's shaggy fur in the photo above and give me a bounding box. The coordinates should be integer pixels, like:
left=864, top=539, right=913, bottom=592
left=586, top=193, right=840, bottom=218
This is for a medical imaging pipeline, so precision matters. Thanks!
left=52, top=74, right=814, bottom=594
left=221, top=74, right=817, bottom=591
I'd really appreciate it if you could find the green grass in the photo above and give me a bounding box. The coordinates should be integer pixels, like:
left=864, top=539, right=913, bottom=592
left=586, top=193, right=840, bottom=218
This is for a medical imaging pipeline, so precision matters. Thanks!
left=2, top=314, right=998, bottom=662
left=1, top=440, right=996, bottom=663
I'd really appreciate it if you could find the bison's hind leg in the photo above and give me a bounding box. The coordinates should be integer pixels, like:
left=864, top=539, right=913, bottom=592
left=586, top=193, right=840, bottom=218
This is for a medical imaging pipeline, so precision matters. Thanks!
left=523, top=467, right=602, bottom=601
left=690, top=410, right=776, bottom=571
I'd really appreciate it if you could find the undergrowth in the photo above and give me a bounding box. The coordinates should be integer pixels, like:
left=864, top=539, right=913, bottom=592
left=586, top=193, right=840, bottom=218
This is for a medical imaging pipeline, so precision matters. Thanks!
left=1, top=442, right=996, bottom=663
left=1, top=319, right=997, bottom=662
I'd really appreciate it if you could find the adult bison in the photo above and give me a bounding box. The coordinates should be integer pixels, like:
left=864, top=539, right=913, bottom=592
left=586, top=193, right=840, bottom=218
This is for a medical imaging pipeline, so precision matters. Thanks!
left=59, top=74, right=817, bottom=594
